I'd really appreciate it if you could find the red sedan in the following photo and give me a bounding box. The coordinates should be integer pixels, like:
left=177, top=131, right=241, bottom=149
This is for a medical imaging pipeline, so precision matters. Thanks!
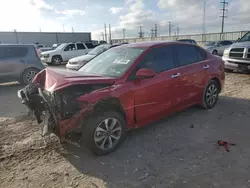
left=18, top=41, right=225, bottom=155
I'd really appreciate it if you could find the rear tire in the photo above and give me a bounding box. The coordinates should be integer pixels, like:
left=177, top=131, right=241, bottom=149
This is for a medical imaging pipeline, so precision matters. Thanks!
left=52, top=55, right=63, bottom=65
left=201, top=80, right=219, bottom=109
left=20, top=68, right=39, bottom=85
left=82, top=111, right=126, bottom=156
left=212, top=50, right=218, bottom=55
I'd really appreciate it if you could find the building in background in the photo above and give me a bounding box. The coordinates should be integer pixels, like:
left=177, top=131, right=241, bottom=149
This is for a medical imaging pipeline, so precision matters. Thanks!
left=0, top=31, right=91, bottom=46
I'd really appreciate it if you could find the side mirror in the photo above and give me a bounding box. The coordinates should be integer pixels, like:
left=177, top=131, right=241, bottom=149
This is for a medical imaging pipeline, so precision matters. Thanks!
left=136, top=68, right=156, bottom=79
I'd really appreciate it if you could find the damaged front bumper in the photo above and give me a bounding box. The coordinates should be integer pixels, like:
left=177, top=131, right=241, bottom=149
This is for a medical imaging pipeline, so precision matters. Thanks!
left=17, top=85, right=58, bottom=137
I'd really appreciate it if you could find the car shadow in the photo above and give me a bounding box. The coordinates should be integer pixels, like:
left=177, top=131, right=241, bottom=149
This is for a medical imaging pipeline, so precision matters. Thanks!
left=60, top=96, right=250, bottom=187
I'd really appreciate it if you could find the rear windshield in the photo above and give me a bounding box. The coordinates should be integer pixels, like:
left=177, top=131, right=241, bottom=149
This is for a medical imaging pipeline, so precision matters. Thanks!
left=0, top=46, right=28, bottom=58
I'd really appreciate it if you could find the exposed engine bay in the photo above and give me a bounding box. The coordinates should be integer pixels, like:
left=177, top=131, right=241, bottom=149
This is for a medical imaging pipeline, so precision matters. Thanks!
left=18, top=83, right=111, bottom=139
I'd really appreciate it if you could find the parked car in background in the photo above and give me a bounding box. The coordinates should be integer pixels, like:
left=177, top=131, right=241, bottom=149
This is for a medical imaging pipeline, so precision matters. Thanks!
left=202, top=40, right=233, bottom=56
left=177, top=39, right=197, bottom=44
left=40, top=42, right=92, bottom=65
left=223, top=31, right=250, bottom=72
left=37, top=43, right=61, bottom=56
left=17, top=41, right=224, bottom=155
left=0, top=44, right=44, bottom=85
left=66, top=43, right=125, bottom=70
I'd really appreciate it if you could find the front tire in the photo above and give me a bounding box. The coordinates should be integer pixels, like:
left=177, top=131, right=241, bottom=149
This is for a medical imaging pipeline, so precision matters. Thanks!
left=52, top=55, right=62, bottom=65
left=82, top=111, right=126, bottom=156
left=201, top=80, right=219, bottom=109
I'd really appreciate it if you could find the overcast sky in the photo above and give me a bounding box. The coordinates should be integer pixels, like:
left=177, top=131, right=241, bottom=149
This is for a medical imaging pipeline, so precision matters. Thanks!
left=0, top=0, right=249, bottom=40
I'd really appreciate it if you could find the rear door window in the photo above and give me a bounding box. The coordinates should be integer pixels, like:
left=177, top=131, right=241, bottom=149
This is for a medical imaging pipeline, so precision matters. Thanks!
left=76, top=43, right=86, bottom=50
left=174, top=44, right=199, bottom=67
left=3, top=47, right=28, bottom=58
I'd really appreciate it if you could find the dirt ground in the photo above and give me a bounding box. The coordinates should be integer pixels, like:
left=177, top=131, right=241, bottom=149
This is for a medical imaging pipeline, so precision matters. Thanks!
left=1, top=72, right=250, bottom=188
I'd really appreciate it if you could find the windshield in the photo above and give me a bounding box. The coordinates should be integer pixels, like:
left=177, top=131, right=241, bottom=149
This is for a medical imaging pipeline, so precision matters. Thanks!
left=88, top=44, right=111, bottom=55
left=237, top=32, right=250, bottom=43
left=55, top=43, right=66, bottom=50
left=78, top=47, right=145, bottom=77
left=205, top=41, right=216, bottom=46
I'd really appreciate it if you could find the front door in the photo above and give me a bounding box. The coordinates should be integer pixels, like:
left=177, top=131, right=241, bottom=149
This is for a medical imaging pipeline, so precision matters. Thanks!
left=62, top=43, right=77, bottom=61
left=129, top=46, right=181, bottom=127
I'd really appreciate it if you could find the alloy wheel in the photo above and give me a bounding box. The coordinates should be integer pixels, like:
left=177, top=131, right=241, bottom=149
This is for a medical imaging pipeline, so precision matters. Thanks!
left=53, top=57, right=62, bottom=65
left=206, top=84, right=218, bottom=106
left=25, top=70, right=37, bottom=84
left=94, top=118, right=122, bottom=150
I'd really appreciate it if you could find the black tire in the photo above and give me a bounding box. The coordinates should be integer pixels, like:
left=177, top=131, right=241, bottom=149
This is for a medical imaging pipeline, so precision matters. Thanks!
left=201, top=80, right=219, bottom=109
left=52, top=55, right=63, bottom=65
left=212, top=50, right=218, bottom=55
left=225, top=68, right=233, bottom=73
left=82, top=111, right=126, bottom=156
left=20, top=68, right=39, bottom=85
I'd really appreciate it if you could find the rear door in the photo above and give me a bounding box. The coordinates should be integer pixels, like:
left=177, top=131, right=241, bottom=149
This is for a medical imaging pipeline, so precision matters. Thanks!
left=173, top=44, right=209, bottom=108
left=130, top=46, right=181, bottom=127
left=76, top=43, right=87, bottom=56
left=62, top=43, right=77, bottom=61
left=0, top=46, right=28, bottom=80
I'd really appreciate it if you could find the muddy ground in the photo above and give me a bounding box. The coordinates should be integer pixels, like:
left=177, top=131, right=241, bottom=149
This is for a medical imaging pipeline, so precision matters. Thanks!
left=1, top=72, right=250, bottom=188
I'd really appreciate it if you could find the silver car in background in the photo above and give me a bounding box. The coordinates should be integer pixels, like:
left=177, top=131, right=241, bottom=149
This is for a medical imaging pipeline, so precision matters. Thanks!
left=202, top=40, right=234, bottom=56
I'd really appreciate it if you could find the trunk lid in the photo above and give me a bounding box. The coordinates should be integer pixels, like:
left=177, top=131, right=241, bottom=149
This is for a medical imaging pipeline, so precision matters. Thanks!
left=32, top=68, right=116, bottom=92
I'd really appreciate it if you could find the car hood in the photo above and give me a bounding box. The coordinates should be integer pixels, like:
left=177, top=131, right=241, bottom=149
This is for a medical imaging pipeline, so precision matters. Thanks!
left=69, top=54, right=96, bottom=62
left=32, top=68, right=116, bottom=92
left=202, top=45, right=214, bottom=50
left=230, top=41, right=250, bottom=48
left=41, top=49, right=57, bottom=55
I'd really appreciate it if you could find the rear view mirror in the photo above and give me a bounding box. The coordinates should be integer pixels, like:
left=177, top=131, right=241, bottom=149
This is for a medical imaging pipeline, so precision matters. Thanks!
left=136, top=68, right=156, bottom=79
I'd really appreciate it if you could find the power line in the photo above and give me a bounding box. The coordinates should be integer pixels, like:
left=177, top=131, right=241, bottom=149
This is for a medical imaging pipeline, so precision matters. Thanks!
left=220, top=0, right=228, bottom=34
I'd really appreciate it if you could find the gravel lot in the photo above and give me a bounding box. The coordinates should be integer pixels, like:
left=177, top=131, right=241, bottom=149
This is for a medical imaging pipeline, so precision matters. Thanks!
left=1, top=72, right=250, bottom=188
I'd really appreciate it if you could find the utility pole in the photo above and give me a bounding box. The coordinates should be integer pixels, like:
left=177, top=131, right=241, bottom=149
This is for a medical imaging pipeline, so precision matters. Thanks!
left=168, top=21, right=172, bottom=37
left=177, top=26, right=179, bottom=36
left=138, top=26, right=144, bottom=38
left=72, top=27, right=74, bottom=33
left=220, top=0, right=228, bottom=39
left=104, top=24, right=107, bottom=42
left=151, top=28, right=154, bottom=38
left=14, top=29, right=18, bottom=43
left=155, top=24, right=157, bottom=37
left=122, top=28, right=126, bottom=42
left=109, top=24, right=112, bottom=44
left=101, top=32, right=104, bottom=41
left=202, top=1, right=206, bottom=34
left=63, top=24, right=65, bottom=32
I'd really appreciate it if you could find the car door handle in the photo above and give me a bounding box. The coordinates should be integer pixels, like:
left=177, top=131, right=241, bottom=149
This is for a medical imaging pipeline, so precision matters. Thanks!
left=203, top=65, right=210, bottom=69
left=171, top=73, right=181, bottom=78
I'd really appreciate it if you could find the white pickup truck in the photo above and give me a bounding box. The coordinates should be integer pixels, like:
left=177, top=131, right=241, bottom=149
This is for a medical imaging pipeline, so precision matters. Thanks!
left=40, top=42, right=92, bottom=65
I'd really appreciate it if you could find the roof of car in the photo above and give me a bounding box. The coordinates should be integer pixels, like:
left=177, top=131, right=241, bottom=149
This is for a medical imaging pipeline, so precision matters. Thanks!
left=121, top=40, right=199, bottom=48
left=123, top=41, right=178, bottom=48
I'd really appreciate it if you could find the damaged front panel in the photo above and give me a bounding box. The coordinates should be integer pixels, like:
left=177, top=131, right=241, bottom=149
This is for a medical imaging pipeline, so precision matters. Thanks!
left=18, top=82, right=112, bottom=141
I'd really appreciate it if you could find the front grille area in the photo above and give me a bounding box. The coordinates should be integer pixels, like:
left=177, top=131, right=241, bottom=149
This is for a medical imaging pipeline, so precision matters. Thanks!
left=229, top=48, right=244, bottom=58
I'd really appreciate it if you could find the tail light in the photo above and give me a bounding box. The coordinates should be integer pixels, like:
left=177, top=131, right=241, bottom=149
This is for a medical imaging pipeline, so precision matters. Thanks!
left=35, top=48, right=40, bottom=59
